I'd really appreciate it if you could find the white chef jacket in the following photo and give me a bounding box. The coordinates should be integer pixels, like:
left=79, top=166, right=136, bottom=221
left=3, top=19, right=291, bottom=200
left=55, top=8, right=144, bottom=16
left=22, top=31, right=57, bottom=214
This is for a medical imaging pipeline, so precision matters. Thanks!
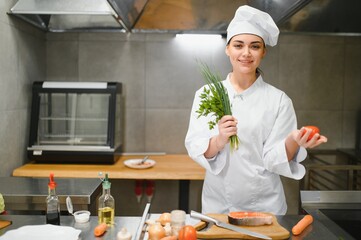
left=185, top=74, right=307, bottom=215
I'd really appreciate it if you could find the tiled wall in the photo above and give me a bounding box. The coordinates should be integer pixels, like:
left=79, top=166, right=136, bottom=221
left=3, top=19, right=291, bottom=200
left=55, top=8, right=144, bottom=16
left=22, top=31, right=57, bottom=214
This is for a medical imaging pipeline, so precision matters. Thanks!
left=0, top=1, right=45, bottom=176
left=46, top=32, right=361, bottom=154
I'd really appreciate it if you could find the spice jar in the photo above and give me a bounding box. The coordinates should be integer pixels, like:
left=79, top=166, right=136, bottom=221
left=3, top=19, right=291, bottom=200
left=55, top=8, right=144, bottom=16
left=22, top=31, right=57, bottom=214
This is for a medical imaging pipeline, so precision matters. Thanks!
left=170, top=210, right=186, bottom=237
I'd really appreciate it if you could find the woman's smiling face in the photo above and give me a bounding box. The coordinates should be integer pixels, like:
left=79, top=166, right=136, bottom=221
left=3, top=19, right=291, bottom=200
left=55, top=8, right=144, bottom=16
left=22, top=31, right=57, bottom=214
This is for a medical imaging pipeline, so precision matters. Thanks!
left=225, top=34, right=266, bottom=75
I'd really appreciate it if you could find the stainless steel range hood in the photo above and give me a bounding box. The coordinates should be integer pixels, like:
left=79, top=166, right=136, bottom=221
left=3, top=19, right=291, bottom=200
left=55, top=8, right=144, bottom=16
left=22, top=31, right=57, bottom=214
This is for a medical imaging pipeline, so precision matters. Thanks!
left=8, top=0, right=148, bottom=32
left=8, top=0, right=361, bottom=35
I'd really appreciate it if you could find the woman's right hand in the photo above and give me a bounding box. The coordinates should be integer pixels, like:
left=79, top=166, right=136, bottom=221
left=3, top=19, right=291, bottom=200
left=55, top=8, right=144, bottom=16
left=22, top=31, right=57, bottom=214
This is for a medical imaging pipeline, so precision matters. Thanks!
left=204, top=115, right=238, bottom=159
left=215, top=115, right=238, bottom=150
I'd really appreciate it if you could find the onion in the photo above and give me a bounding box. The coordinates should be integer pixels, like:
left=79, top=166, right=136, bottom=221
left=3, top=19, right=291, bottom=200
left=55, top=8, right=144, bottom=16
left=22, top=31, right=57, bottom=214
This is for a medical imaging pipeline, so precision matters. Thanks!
left=160, top=236, right=177, bottom=240
left=157, top=212, right=171, bottom=226
left=163, top=222, right=172, bottom=236
left=148, top=222, right=166, bottom=240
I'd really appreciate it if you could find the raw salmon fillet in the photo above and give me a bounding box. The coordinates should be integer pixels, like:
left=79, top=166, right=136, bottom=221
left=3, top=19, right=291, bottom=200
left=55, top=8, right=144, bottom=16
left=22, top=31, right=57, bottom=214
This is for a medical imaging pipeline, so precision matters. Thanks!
left=228, top=212, right=273, bottom=226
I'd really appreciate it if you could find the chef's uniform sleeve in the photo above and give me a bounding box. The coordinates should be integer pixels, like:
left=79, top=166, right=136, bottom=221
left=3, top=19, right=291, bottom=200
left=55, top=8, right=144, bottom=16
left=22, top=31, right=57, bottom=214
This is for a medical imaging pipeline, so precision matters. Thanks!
left=185, top=87, right=227, bottom=175
left=262, top=93, right=307, bottom=180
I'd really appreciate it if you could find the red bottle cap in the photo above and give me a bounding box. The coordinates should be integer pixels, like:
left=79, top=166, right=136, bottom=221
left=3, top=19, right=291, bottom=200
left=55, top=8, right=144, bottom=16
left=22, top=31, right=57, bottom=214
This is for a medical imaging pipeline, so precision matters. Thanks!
left=48, top=173, right=57, bottom=189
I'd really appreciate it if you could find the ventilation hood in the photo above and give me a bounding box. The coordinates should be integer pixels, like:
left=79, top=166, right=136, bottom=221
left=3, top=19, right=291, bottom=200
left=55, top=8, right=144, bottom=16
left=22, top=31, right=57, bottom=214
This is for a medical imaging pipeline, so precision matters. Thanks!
left=8, top=0, right=361, bottom=35
left=8, top=0, right=147, bottom=32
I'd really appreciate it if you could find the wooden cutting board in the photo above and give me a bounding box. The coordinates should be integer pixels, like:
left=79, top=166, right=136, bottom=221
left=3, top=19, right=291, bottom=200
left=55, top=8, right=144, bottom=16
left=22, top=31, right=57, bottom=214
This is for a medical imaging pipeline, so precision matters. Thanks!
left=0, top=220, right=12, bottom=230
left=193, top=213, right=290, bottom=239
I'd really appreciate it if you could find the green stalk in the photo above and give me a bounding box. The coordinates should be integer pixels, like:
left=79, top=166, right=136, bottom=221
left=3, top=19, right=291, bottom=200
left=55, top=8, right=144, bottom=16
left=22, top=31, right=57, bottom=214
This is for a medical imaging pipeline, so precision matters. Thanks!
left=197, top=62, right=240, bottom=151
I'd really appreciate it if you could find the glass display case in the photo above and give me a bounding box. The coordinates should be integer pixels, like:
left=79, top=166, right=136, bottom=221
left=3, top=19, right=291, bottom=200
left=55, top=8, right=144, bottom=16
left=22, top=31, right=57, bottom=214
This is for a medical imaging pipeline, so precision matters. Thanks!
left=27, top=81, right=123, bottom=164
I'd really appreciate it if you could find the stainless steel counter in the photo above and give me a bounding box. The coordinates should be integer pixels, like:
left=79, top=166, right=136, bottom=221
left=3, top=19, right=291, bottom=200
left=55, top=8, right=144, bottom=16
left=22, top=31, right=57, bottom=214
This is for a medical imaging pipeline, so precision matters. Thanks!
left=0, top=213, right=348, bottom=240
left=0, top=215, right=141, bottom=240
left=0, top=177, right=101, bottom=214
left=301, top=190, right=361, bottom=210
left=301, top=190, right=361, bottom=240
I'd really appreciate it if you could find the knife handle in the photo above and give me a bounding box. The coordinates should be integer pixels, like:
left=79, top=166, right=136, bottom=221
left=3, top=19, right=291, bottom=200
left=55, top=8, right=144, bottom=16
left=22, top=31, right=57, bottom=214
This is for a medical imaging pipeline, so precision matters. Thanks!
left=190, top=211, right=218, bottom=224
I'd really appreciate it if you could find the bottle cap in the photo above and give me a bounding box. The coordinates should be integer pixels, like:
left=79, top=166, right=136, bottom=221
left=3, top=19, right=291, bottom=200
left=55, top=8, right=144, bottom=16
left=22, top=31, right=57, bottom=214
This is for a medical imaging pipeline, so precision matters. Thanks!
left=48, top=173, right=57, bottom=189
left=102, top=173, right=111, bottom=189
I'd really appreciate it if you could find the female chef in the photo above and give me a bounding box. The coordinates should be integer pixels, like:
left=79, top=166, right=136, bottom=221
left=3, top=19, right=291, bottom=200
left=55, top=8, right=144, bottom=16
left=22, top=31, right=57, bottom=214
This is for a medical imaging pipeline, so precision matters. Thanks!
left=185, top=5, right=327, bottom=215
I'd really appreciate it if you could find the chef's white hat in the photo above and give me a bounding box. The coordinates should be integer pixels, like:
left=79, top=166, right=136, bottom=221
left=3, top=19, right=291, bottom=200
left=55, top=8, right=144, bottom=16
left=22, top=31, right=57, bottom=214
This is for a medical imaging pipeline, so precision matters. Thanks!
left=226, top=5, right=279, bottom=47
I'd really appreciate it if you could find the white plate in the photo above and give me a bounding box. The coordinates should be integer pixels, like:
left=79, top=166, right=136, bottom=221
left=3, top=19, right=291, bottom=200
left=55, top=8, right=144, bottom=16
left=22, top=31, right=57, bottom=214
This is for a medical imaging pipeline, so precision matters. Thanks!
left=124, top=159, right=156, bottom=169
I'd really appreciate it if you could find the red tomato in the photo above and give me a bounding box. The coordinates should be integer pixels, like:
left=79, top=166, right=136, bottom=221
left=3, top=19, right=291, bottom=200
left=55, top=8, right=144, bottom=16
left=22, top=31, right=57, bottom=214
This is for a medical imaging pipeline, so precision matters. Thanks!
left=302, top=126, right=320, bottom=141
left=178, top=225, right=197, bottom=240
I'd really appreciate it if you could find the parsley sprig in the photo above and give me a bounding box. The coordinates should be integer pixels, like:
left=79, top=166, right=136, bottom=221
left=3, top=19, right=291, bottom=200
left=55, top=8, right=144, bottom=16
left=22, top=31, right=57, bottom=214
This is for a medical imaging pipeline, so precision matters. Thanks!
left=196, top=62, right=240, bottom=151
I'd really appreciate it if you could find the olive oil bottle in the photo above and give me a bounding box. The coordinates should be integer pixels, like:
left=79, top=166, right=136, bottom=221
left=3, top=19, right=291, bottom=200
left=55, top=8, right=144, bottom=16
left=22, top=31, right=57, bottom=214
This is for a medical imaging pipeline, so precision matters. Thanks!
left=98, top=173, right=115, bottom=225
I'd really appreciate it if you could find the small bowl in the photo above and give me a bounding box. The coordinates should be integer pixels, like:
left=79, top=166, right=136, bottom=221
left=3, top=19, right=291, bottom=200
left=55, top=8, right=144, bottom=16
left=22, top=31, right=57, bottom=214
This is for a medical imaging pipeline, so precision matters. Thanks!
left=74, top=210, right=90, bottom=223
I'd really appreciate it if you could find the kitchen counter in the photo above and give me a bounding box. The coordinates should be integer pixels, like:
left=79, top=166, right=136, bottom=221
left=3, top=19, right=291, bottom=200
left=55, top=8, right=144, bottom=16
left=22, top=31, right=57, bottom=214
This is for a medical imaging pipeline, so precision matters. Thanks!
left=12, top=154, right=205, bottom=212
left=0, top=213, right=347, bottom=239
left=301, top=190, right=361, bottom=240
left=12, top=154, right=205, bottom=180
left=0, top=177, right=101, bottom=215
left=0, top=215, right=141, bottom=240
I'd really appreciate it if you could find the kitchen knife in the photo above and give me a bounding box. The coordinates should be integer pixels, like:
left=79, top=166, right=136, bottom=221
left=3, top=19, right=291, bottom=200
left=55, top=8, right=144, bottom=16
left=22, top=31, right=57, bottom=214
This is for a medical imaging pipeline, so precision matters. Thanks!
left=134, top=203, right=150, bottom=240
left=190, top=210, right=272, bottom=240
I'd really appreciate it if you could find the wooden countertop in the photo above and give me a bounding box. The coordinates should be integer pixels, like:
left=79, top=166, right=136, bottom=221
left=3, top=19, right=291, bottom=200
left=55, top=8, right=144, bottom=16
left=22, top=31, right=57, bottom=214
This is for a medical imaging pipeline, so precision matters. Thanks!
left=12, top=154, right=205, bottom=180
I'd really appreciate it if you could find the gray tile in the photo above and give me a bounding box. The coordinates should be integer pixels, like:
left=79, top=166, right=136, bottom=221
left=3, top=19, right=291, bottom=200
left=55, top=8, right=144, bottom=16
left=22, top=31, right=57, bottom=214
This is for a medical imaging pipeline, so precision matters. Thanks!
left=5, top=15, right=45, bottom=39
left=2, top=0, right=44, bottom=38
left=296, top=110, right=342, bottom=149
left=46, top=32, right=79, bottom=41
left=19, top=109, right=31, bottom=162
left=79, top=41, right=146, bottom=109
left=123, top=108, right=146, bottom=153
left=0, top=111, right=22, bottom=176
left=145, top=36, right=228, bottom=109
left=211, top=40, right=232, bottom=77
left=279, top=33, right=345, bottom=45
left=0, top=0, right=17, bottom=25
left=17, top=30, right=46, bottom=109
left=145, top=33, right=177, bottom=41
left=145, top=109, right=190, bottom=154
left=79, top=32, right=145, bottom=42
left=0, top=24, right=18, bottom=111
left=344, top=43, right=361, bottom=110
left=342, top=111, right=359, bottom=148
left=260, top=45, right=280, bottom=88
left=46, top=41, right=79, bottom=81
left=0, top=14, right=45, bottom=177
left=279, top=40, right=344, bottom=111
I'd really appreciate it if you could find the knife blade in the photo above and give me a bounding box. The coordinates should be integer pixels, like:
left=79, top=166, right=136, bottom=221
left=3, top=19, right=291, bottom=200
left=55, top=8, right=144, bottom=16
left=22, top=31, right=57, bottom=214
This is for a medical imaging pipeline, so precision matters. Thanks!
left=190, top=210, right=271, bottom=240
left=134, top=203, right=150, bottom=240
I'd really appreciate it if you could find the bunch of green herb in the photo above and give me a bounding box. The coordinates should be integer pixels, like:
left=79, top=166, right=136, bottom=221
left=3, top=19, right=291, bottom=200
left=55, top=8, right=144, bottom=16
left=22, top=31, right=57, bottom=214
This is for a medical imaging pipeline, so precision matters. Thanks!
left=196, top=62, right=240, bottom=151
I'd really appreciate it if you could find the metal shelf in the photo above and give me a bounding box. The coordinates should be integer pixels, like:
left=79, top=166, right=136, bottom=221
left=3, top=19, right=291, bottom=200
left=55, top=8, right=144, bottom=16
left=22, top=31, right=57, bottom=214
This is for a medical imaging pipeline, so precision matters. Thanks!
left=303, top=150, right=361, bottom=191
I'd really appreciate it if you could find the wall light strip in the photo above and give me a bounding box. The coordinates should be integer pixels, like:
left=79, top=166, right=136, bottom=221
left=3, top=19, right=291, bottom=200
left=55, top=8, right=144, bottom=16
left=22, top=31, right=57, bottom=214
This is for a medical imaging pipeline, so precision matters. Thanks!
left=175, top=34, right=222, bottom=40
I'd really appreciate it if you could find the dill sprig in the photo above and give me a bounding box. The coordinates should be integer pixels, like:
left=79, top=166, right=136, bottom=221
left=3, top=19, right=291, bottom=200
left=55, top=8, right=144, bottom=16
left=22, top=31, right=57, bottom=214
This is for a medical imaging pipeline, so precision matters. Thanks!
left=196, top=62, right=240, bottom=151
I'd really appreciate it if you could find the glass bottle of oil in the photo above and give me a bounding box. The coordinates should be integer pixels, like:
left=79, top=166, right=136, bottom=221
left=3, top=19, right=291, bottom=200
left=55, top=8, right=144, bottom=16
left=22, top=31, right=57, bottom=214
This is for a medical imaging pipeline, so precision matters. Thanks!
left=98, top=173, right=115, bottom=225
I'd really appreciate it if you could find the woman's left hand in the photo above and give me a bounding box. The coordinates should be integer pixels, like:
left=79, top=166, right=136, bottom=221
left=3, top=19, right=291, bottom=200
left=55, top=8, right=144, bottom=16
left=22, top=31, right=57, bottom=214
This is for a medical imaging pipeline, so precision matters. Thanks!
left=286, top=127, right=328, bottom=160
left=292, top=127, right=328, bottom=149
